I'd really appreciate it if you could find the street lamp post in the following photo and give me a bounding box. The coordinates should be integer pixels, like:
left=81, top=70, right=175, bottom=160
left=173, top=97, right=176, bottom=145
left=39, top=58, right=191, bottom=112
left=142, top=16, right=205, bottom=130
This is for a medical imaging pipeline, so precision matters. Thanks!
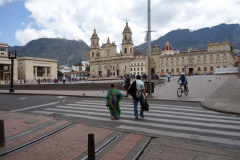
left=8, top=50, right=17, bottom=93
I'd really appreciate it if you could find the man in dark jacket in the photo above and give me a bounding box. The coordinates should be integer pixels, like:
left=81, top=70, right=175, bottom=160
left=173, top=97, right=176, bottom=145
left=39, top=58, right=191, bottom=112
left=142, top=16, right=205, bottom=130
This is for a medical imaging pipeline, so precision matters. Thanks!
left=125, top=74, right=131, bottom=92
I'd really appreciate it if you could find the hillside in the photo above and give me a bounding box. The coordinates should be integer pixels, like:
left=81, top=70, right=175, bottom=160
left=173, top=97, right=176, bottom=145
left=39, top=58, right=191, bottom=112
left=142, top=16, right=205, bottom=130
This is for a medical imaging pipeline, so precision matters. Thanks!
left=8, top=38, right=89, bottom=66
left=137, top=23, right=240, bottom=56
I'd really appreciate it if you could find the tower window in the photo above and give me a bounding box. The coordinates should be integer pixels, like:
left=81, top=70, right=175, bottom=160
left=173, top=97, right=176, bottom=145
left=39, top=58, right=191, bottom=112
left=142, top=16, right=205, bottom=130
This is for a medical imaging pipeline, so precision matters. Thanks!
left=124, top=48, right=127, bottom=53
left=92, top=52, right=94, bottom=57
left=130, top=48, right=132, bottom=53
left=125, top=36, right=127, bottom=40
left=92, top=41, right=94, bottom=45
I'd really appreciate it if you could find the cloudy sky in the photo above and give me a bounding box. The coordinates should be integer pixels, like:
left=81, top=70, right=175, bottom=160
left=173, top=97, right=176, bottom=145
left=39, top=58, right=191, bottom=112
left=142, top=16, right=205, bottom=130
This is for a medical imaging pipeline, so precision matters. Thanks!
left=0, top=0, right=240, bottom=51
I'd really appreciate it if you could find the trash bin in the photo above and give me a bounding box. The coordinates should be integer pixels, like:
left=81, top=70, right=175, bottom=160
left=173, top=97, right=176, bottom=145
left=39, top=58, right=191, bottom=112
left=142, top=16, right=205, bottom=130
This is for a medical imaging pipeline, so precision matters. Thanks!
left=144, top=81, right=154, bottom=93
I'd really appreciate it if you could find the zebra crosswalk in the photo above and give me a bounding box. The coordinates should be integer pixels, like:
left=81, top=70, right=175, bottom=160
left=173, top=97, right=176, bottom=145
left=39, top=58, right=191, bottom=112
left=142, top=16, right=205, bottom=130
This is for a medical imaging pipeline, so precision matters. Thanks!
left=32, top=100, right=240, bottom=147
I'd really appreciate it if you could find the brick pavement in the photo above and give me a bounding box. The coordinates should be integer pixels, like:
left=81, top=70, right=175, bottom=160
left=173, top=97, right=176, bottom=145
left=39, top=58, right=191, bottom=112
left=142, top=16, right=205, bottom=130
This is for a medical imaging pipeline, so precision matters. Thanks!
left=0, top=120, right=68, bottom=153
left=5, top=124, right=114, bottom=160
left=100, top=133, right=143, bottom=160
left=1, top=112, right=53, bottom=138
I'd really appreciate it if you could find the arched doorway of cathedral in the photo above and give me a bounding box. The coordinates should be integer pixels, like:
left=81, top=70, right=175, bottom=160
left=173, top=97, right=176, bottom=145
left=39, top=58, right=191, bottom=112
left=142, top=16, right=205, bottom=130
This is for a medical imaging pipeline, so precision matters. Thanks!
left=151, top=68, right=155, bottom=74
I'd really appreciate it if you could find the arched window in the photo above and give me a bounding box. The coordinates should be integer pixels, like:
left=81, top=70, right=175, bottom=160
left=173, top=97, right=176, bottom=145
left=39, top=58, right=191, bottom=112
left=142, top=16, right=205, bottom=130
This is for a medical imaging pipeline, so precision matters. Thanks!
left=97, top=53, right=99, bottom=57
left=130, top=48, right=132, bottom=53
left=125, top=36, right=127, bottom=40
left=124, top=48, right=127, bottom=53
left=97, top=42, right=98, bottom=45
left=92, top=41, right=94, bottom=45
left=92, top=52, right=94, bottom=57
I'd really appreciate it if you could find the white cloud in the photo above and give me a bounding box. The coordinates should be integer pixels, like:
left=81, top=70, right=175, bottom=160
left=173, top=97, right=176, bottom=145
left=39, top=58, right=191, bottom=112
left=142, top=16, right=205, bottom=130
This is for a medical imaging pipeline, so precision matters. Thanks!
left=0, top=0, right=18, bottom=6
left=15, top=0, right=240, bottom=51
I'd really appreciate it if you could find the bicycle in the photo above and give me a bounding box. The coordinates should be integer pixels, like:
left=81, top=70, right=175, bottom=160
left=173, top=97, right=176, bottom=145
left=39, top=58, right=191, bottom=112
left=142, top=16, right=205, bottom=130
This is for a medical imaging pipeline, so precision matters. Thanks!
left=177, top=84, right=189, bottom=97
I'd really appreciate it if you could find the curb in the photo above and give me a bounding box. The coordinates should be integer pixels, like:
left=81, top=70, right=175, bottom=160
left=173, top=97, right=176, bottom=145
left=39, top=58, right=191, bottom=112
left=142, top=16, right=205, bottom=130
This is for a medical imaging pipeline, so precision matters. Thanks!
left=0, top=92, right=201, bottom=103
left=200, top=101, right=240, bottom=116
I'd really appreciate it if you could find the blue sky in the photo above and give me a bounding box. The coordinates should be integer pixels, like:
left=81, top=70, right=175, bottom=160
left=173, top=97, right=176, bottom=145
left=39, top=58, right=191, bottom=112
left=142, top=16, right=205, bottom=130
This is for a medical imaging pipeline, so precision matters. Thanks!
left=0, top=0, right=240, bottom=50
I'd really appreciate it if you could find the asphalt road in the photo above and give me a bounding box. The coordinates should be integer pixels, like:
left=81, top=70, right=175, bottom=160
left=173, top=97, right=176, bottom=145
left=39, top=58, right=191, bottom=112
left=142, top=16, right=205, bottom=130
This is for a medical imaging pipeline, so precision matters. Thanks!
left=1, top=94, right=240, bottom=150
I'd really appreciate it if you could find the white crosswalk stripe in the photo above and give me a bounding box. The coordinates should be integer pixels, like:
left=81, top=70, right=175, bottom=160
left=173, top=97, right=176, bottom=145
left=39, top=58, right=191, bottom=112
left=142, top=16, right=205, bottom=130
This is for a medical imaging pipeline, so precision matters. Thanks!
left=32, top=100, right=240, bottom=147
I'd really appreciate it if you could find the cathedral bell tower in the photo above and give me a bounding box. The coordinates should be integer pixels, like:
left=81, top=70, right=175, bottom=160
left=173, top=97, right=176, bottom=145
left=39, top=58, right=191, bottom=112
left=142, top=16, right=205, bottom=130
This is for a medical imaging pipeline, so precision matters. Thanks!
left=121, top=22, right=134, bottom=55
left=90, top=28, right=101, bottom=60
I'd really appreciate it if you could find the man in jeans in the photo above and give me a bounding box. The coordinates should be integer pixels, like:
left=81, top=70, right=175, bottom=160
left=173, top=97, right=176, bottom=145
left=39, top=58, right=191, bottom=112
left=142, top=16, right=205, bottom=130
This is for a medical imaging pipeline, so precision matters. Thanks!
left=126, top=75, right=147, bottom=119
left=125, top=74, right=131, bottom=92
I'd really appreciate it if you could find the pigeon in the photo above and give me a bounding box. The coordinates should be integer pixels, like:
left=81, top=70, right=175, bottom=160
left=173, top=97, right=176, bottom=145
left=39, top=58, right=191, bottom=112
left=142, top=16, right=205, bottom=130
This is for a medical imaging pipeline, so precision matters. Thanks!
left=83, top=93, right=85, bottom=96
left=103, top=91, right=104, bottom=93
left=216, top=78, right=217, bottom=79
left=219, top=78, right=221, bottom=79
left=208, top=80, right=211, bottom=82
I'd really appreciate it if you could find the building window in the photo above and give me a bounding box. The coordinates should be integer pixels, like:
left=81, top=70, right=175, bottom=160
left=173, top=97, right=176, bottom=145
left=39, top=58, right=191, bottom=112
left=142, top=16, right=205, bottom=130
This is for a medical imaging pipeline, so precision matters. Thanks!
left=210, top=55, right=212, bottom=57
left=217, top=66, right=220, bottom=68
left=223, top=53, right=226, bottom=56
left=198, top=67, right=201, bottom=71
left=176, top=62, right=179, bottom=66
left=177, top=68, right=179, bottom=72
left=166, top=63, right=169, bottom=66
left=217, top=59, right=220, bottom=63
left=171, top=58, right=173, bottom=60
left=210, top=59, right=213, bottom=64
left=223, top=46, right=226, bottom=50
left=204, top=60, right=207, bottom=64
left=124, top=48, right=127, bottom=53
left=92, top=52, right=94, bottom=57
left=161, top=69, right=164, bottom=73
left=216, top=47, right=219, bottom=50
left=171, top=62, right=174, bottom=66
left=137, top=68, right=139, bottom=71
left=130, top=48, right=132, bottom=53
left=125, top=36, right=127, bottom=40
left=204, top=67, right=207, bottom=71
left=177, top=58, right=179, bottom=60
left=161, top=63, right=164, bottom=67
left=141, top=67, right=143, bottom=71
left=217, top=54, right=219, bottom=56
left=166, top=58, right=168, bottom=60
left=210, top=66, right=213, bottom=71
left=198, top=56, right=200, bottom=58
left=182, top=62, right=185, bottom=65
left=223, top=58, right=227, bottom=63
left=141, top=72, right=143, bottom=75
left=224, top=66, right=227, bottom=68
left=182, top=57, right=184, bottom=59
left=189, top=61, right=193, bottom=66
left=198, top=60, right=200, bottom=64
left=171, top=69, right=174, bottom=73
left=161, top=59, right=163, bottom=61
left=142, top=63, right=143, bottom=65
left=210, top=47, right=213, bottom=51
left=134, top=68, right=136, bottom=71
left=134, top=63, right=136, bottom=65
left=204, top=55, right=206, bottom=57
left=138, top=63, right=139, bottom=65
left=182, top=68, right=185, bottom=72
left=166, top=69, right=169, bottom=73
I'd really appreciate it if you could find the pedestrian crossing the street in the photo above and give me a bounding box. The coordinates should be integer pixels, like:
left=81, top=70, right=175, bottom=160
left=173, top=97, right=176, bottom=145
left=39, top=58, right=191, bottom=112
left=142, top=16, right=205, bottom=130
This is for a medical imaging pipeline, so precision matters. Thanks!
left=32, top=100, right=240, bottom=148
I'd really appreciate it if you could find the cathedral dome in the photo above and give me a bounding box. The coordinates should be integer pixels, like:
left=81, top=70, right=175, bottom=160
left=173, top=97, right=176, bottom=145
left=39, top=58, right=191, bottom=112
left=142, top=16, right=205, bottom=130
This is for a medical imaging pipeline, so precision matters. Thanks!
left=161, top=41, right=174, bottom=51
left=91, top=29, right=99, bottom=39
left=122, top=23, right=132, bottom=34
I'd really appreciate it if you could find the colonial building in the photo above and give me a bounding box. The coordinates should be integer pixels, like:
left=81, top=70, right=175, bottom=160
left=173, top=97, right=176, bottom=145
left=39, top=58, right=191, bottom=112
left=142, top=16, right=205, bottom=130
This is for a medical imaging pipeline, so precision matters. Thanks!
left=130, top=47, right=145, bottom=76
left=0, top=42, right=18, bottom=84
left=147, top=40, right=236, bottom=75
left=89, top=22, right=134, bottom=77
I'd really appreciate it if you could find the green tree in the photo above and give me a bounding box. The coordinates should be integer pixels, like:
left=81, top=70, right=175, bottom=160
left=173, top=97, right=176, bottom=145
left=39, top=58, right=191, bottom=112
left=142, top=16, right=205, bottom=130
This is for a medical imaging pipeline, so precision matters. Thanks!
left=58, top=70, right=63, bottom=78
left=85, top=65, right=90, bottom=71
left=73, top=62, right=82, bottom=66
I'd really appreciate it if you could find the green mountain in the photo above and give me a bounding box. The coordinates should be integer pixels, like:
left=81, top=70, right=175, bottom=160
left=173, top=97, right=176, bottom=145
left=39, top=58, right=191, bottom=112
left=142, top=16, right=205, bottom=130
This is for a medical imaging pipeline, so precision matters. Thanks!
left=137, top=23, right=240, bottom=56
left=8, top=38, right=89, bottom=67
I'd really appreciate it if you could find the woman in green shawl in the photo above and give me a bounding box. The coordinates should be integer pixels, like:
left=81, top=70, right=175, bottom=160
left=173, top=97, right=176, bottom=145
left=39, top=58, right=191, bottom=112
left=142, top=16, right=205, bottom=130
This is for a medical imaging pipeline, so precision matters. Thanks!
left=106, top=83, right=125, bottom=120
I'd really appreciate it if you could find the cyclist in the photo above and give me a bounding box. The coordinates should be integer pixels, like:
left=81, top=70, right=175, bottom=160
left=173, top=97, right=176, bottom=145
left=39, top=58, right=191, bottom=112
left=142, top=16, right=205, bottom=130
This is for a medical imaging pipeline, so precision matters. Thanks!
left=177, top=73, right=188, bottom=90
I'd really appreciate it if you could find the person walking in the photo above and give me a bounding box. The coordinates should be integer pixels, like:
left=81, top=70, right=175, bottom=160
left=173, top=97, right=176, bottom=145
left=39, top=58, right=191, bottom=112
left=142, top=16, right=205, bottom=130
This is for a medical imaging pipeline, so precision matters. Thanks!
left=106, top=83, right=126, bottom=120
left=126, top=75, right=147, bottom=119
left=62, top=76, right=66, bottom=84
left=167, top=72, right=171, bottom=82
left=125, top=74, right=131, bottom=92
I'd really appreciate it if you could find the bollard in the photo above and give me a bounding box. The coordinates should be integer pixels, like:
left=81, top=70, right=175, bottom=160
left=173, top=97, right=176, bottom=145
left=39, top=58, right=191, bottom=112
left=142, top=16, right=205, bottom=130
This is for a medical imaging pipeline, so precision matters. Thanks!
left=88, top=133, right=95, bottom=160
left=0, top=120, right=6, bottom=147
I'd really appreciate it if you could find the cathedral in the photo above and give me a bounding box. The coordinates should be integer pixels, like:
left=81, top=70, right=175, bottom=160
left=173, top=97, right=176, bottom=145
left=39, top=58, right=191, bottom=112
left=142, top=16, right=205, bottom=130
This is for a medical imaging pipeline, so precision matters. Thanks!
left=89, top=22, right=134, bottom=77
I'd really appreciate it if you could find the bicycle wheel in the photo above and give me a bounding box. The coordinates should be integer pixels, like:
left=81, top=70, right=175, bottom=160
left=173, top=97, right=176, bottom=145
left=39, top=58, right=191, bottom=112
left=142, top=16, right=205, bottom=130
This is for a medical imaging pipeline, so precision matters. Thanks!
left=177, top=88, right=182, bottom=97
left=184, top=86, right=189, bottom=95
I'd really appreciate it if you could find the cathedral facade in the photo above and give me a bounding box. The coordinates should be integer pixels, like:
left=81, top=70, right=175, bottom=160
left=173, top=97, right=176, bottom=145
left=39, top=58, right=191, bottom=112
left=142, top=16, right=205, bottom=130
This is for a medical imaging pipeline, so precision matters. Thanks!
left=89, top=23, right=134, bottom=77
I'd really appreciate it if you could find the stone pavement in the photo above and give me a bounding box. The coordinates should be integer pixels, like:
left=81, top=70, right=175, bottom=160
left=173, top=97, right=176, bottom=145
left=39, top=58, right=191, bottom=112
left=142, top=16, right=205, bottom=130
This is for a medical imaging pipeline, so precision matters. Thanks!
left=201, top=75, right=240, bottom=115
left=1, top=112, right=240, bottom=160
